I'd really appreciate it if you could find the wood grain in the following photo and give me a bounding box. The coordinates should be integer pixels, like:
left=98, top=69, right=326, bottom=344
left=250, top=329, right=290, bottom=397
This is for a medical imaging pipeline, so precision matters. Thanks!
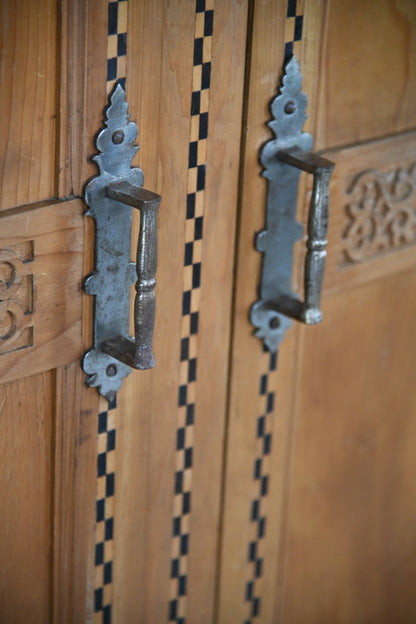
left=322, top=131, right=416, bottom=295
left=274, top=3, right=416, bottom=622
left=0, top=1, right=109, bottom=622
left=219, top=2, right=416, bottom=623
left=2, top=1, right=416, bottom=621
left=112, top=3, right=190, bottom=621
left=52, top=362, right=99, bottom=624
left=0, top=0, right=58, bottom=210
left=279, top=269, right=416, bottom=623
left=186, top=1, right=248, bottom=620
left=0, top=371, right=53, bottom=623
left=0, top=199, right=83, bottom=383
left=53, top=3, right=106, bottom=618
left=59, top=0, right=108, bottom=200
left=112, top=1, right=248, bottom=622
left=217, top=1, right=309, bottom=622
left=315, top=0, right=416, bottom=150
left=57, top=0, right=108, bottom=354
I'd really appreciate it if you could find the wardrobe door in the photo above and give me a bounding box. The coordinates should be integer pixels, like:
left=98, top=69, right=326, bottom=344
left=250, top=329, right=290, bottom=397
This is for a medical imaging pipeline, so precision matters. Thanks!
left=219, top=2, right=416, bottom=623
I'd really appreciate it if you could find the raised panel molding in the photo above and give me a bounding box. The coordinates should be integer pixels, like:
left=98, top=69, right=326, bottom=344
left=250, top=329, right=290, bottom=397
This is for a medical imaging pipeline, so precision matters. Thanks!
left=0, top=199, right=83, bottom=383
left=342, top=163, right=416, bottom=264
left=318, top=131, right=416, bottom=294
left=0, top=243, right=34, bottom=354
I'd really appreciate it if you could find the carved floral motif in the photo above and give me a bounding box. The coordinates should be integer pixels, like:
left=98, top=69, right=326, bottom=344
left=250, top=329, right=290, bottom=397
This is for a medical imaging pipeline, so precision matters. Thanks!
left=0, top=244, right=34, bottom=355
left=342, top=162, right=416, bottom=263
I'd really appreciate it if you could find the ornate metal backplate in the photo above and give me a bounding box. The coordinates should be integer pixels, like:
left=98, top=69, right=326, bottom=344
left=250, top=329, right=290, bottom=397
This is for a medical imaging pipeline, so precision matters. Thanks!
left=251, top=56, right=334, bottom=352
left=82, top=85, right=145, bottom=400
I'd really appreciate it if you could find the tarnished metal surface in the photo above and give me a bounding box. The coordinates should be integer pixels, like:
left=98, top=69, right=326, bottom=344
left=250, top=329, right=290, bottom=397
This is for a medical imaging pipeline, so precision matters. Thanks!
left=104, top=181, right=159, bottom=369
left=251, top=56, right=334, bottom=352
left=82, top=85, right=160, bottom=400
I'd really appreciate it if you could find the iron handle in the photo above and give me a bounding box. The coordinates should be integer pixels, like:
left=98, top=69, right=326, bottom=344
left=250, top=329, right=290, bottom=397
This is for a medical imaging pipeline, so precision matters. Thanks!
left=276, top=148, right=334, bottom=324
left=82, top=84, right=160, bottom=401
left=250, top=56, right=335, bottom=352
left=102, top=182, right=160, bottom=369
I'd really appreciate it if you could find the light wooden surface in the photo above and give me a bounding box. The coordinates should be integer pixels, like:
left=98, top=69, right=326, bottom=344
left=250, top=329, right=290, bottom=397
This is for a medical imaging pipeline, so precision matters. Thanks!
left=0, top=372, right=54, bottom=622
left=0, top=0, right=58, bottom=211
left=217, top=1, right=306, bottom=621
left=2, top=0, right=416, bottom=621
left=315, top=0, right=416, bottom=150
left=113, top=3, right=194, bottom=619
left=112, top=2, right=248, bottom=622
left=52, top=363, right=99, bottom=624
left=323, top=131, right=416, bottom=294
left=219, top=1, right=416, bottom=623
left=187, top=1, right=248, bottom=619
left=0, top=365, right=98, bottom=624
left=280, top=269, right=416, bottom=623
left=273, top=2, right=416, bottom=621
left=58, top=0, right=107, bottom=199
left=0, top=199, right=83, bottom=382
left=0, top=1, right=102, bottom=622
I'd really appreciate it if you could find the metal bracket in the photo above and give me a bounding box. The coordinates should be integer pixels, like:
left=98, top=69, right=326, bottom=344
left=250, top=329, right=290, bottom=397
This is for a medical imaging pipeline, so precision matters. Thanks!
left=250, top=56, right=335, bottom=352
left=82, top=85, right=160, bottom=401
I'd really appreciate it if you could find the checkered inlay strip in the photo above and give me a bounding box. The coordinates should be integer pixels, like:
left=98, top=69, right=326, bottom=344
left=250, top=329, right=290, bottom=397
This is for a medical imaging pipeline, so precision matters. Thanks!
left=168, top=1, right=214, bottom=622
left=284, top=0, right=304, bottom=59
left=106, top=0, right=128, bottom=94
left=243, top=352, right=277, bottom=623
left=243, top=1, right=304, bottom=621
left=94, top=399, right=117, bottom=624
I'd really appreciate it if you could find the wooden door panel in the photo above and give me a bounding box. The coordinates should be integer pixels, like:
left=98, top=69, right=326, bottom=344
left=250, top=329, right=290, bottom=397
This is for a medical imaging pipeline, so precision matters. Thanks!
left=218, top=2, right=312, bottom=621
left=111, top=2, right=248, bottom=621
left=1, top=0, right=416, bottom=622
left=0, top=2, right=105, bottom=623
left=0, top=372, right=53, bottom=622
left=323, top=131, right=416, bottom=295
left=0, top=364, right=98, bottom=624
left=282, top=269, right=416, bottom=623
left=0, top=0, right=59, bottom=210
left=315, top=0, right=416, bottom=150
left=219, top=1, right=416, bottom=623
left=51, top=362, right=100, bottom=624
left=0, top=199, right=83, bottom=382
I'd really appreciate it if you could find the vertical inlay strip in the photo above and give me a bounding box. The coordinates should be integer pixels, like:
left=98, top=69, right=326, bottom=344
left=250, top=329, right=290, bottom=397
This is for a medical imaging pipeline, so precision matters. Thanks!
left=243, top=351, right=277, bottom=624
left=243, top=2, right=305, bottom=621
left=94, top=398, right=117, bottom=624
left=94, top=2, right=128, bottom=622
left=106, top=0, right=128, bottom=94
left=168, top=1, right=214, bottom=622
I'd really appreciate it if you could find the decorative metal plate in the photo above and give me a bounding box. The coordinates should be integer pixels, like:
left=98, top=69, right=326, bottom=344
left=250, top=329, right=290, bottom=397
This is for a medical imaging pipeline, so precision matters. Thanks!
left=251, top=56, right=334, bottom=352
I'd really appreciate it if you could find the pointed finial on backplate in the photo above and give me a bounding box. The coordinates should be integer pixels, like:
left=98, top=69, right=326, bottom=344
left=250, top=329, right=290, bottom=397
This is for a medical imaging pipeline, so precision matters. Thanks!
left=265, top=55, right=309, bottom=147
left=93, top=83, right=140, bottom=177
left=251, top=55, right=316, bottom=352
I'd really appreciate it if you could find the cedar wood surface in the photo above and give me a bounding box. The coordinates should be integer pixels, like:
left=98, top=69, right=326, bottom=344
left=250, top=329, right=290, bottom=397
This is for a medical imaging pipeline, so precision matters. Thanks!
left=1, top=1, right=416, bottom=622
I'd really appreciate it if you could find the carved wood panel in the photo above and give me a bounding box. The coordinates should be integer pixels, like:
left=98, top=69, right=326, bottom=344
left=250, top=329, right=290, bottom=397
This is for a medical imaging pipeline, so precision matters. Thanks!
left=0, top=242, right=34, bottom=355
left=0, top=199, right=83, bottom=382
left=316, top=131, right=416, bottom=295
left=342, top=162, right=416, bottom=264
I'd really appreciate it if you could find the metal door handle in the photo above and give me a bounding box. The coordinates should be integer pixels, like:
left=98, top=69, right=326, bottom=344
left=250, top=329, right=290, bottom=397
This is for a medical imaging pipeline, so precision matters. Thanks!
left=82, top=85, right=161, bottom=401
left=250, top=56, right=335, bottom=352
left=103, top=181, right=159, bottom=370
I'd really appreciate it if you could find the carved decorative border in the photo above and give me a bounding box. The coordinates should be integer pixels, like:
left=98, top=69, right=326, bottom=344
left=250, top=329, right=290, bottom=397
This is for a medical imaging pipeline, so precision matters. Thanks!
left=342, top=162, right=416, bottom=264
left=0, top=242, right=34, bottom=356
